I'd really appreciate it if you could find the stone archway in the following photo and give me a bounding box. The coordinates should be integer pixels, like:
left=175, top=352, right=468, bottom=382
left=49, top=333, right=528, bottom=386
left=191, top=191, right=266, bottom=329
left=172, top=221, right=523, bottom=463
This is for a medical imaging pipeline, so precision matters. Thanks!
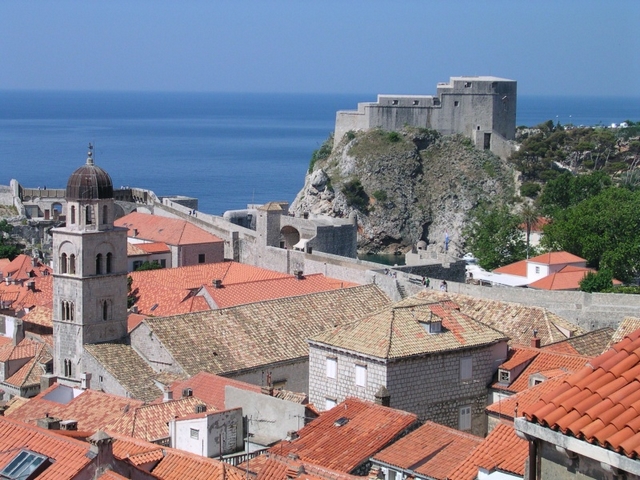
left=280, top=225, right=300, bottom=250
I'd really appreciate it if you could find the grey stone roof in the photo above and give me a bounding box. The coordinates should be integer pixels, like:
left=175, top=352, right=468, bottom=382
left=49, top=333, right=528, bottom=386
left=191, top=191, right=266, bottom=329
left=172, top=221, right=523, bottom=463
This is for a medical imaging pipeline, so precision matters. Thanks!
left=311, top=297, right=508, bottom=359
left=84, top=343, right=161, bottom=403
left=141, top=284, right=391, bottom=376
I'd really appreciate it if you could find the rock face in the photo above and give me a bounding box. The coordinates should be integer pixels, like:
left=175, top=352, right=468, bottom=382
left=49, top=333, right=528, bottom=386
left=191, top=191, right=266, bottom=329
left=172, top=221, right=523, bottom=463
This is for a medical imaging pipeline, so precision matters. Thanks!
left=290, top=128, right=516, bottom=256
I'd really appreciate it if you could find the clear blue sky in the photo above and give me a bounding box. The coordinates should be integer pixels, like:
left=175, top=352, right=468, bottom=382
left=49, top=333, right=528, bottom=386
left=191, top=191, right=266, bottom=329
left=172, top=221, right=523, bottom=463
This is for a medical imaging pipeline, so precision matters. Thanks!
left=1, top=0, right=638, bottom=96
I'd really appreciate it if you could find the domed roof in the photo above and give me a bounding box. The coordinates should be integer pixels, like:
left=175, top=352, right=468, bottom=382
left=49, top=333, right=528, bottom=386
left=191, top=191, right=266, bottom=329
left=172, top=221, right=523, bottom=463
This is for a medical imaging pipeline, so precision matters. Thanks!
left=66, top=145, right=113, bottom=200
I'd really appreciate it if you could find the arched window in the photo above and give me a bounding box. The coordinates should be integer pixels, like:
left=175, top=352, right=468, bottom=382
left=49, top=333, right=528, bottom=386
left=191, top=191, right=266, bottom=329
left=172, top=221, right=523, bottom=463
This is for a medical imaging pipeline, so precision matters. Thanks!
left=60, top=253, right=68, bottom=274
left=103, top=300, right=108, bottom=321
left=64, top=359, right=72, bottom=377
left=70, top=206, right=76, bottom=224
left=61, top=301, right=66, bottom=320
left=102, top=205, right=108, bottom=224
left=86, top=205, right=92, bottom=225
left=96, top=254, right=102, bottom=275
left=69, top=254, right=76, bottom=274
left=69, top=302, right=74, bottom=321
left=106, top=252, right=112, bottom=274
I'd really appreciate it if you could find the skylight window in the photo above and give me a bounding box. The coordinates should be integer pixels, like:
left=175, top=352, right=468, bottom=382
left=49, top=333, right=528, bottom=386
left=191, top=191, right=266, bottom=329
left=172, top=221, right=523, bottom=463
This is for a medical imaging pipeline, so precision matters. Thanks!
left=0, top=450, right=51, bottom=480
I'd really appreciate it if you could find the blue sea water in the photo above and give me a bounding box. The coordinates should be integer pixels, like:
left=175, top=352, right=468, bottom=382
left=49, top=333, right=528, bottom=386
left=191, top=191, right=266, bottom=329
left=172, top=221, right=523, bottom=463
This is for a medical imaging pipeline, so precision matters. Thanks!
left=0, top=91, right=638, bottom=215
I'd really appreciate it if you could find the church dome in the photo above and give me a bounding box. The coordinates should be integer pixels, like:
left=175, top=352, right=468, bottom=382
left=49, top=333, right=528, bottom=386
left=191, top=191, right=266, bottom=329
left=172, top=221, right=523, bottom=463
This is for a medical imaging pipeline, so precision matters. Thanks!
left=66, top=145, right=114, bottom=200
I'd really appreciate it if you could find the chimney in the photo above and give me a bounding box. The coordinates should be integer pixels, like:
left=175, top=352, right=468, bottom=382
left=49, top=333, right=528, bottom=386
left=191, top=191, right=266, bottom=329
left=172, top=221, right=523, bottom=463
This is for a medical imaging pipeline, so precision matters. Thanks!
left=27, top=280, right=36, bottom=291
left=37, top=414, right=61, bottom=430
left=0, top=405, right=8, bottom=416
left=375, top=385, right=391, bottom=407
left=12, top=319, right=24, bottom=346
left=80, top=372, right=92, bottom=390
left=163, top=388, right=173, bottom=402
left=40, top=373, right=57, bottom=391
left=213, top=279, right=222, bottom=288
left=132, top=228, right=138, bottom=237
left=32, top=257, right=37, bottom=267
left=261, top=385, right=274, bottom=396
left=88, top=431, right=115, bottom=470
left=531, top=329, right=541, bottom=349
left=294, top=270, right=304, bottom=280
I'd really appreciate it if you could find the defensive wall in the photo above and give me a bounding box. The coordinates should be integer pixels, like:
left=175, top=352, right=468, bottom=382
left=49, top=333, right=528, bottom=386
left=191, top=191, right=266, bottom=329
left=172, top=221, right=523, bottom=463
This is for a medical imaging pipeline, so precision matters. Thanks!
left=5, top=182, right=639, bottom=331
left=334, top=76, right=517, bottom=159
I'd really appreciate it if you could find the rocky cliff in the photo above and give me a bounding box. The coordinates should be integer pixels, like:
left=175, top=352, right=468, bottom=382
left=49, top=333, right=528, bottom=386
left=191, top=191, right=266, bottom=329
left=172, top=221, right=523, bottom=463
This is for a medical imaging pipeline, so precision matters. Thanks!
left=290, top=128, right=516, bottom=256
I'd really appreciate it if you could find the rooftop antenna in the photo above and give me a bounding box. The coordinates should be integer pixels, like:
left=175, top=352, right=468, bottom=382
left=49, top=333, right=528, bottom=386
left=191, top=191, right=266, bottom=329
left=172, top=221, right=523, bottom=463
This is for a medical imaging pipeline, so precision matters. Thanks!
left=86, top=143, right=94, bottom=165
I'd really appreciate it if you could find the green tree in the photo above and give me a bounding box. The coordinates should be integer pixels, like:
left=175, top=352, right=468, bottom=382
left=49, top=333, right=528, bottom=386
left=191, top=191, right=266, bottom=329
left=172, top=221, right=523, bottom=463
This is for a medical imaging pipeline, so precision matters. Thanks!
left=463, top=204, right=527, bottom=270
left=519, top=203, right=539, bottom=258
left=579, top=269, right=613, bottom=293
left=0, top=220, right=20, bottom=260
left=341, top=179, right=369, bottom=213
left=542, top=187, right=640, bottom=282
left=538, top=171, right=611, bottom=216
left=134, top=261, right=164, bottom=271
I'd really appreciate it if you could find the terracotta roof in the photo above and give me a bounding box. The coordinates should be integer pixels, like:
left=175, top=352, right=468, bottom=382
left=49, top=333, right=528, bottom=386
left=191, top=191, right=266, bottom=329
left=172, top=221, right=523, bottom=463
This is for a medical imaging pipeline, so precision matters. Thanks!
left=1, top=254, right=52, bottom=281
left=0, top=415, right=93, bottom=480
left=84, top=342, right=162, bottom=402
left=138, top=284, right=391, bottom=376
left=415, top=290, right=584, bottom=346
left=523, top=327, right=640, bottom=458
left=449, top=423, right=528, bottom=480
left=499, top=347, right=539, bottom=371
left=311, top=298, right=508, bottom=359
left=0, top=275, right=53, bottom=314
left=527, top=251, right=586, bottom=265
left=115, top=212, right=223, bottom=246
left=164, top=371, right=261, bottom=410
left=493, top=259, right=528, bottom=277
left=22, top=305, right=54, bottom=328
left=6, top=383, right=143, bottom=431
left=494, top=348, right=590, bottom=393
left=136, top=242, right=170, bottom=254
left=528, top=265, right=594, bottom=290
left=106, top=397, right=209, bottom=442
left=97, top=471, right=129, bottom=480
left=0, top=337, right=40, bottom=362
left=129, top=261, right=356, bottom=317
left=150, top=450, right=245, bottom=480
left=243, top=454, right=358, bottom=480
left=487, top=374, right=570, bottom=421
left=609, top=317, right=640, bottom=347
left=543, top=328, right=614, bottom=357
left=127, top=313, right=148, bottom=332
left=3, top=343, right=51, bottom=388
left=127, top=242, right=147, bottom=256
left=373, top=421, right=482, bottom=479
left=269, top=398, right=418, bottom=474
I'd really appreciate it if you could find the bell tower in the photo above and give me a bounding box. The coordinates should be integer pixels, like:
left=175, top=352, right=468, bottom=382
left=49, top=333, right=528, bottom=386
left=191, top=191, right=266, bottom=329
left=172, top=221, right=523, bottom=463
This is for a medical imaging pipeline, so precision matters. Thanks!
left=52, top=145, right=128, bottom=385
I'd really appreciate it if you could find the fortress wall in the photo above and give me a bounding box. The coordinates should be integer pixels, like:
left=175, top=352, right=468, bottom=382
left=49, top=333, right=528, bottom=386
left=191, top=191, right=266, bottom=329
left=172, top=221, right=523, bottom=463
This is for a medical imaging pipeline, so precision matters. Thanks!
left=334, top=109, right=368, bottom=146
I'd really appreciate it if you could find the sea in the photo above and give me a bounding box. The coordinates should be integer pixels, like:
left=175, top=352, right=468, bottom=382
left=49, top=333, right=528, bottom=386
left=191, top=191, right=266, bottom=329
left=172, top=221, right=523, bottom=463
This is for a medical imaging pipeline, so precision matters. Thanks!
left=0, top=91, right=638, bottom=216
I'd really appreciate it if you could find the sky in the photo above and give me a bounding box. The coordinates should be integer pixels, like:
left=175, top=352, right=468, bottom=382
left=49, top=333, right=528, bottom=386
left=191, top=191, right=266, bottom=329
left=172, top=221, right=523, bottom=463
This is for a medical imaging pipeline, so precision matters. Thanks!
left=0, top=1, right=638, bottom=97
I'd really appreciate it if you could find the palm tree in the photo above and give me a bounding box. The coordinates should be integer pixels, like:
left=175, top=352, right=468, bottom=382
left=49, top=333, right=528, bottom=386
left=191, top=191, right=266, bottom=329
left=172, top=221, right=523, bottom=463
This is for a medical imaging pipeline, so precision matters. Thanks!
left=520, top=203, right=539, bottom=259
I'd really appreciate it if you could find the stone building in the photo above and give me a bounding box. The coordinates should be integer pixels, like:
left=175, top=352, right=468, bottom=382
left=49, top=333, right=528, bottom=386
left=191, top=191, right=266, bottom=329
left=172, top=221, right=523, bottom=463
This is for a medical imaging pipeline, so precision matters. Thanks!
left=308, top=297, right=508, bottom=436
left=51, top=146, right=129, bottom=387
left=334, top=76, right=517, bottom=159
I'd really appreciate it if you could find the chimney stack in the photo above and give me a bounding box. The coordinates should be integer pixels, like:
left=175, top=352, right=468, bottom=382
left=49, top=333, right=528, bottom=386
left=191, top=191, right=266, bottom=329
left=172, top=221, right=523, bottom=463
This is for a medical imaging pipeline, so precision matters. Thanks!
left=12, top=320, right=24, bottom=346
left=80, top=372, right=92, bottom=390
left=163, top=388, right=173, bottom=402
left=213, top=279, right=222, bottom=288
left=531, top=329, right=541, bottom=349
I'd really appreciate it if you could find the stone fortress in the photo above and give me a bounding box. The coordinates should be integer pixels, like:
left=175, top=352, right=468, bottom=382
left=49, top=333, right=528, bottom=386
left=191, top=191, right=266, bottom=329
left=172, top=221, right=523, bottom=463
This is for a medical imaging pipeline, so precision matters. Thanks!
left=334, top=76, right=517, bottom=159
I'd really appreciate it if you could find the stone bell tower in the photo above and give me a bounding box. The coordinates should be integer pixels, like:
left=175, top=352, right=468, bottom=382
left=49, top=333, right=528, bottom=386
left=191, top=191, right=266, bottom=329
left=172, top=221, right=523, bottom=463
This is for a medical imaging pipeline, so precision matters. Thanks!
left=52, top=145, right=128, bottom=385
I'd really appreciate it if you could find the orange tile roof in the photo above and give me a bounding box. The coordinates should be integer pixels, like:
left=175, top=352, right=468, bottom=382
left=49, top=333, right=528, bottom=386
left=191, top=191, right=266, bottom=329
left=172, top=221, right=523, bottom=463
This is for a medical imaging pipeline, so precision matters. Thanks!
left=105, top=397, right=210, bottom=442
left=493, top=259, right=528, bottom=277
left=373, top=421, right=482, bottom=479
left=528, top=251, right=587, bottom=265
left=127, top=312, right=148, bottom=332
left=0, top=274, right=53, bottom=314
left=494, top=349, right=590, bottom=393
left=22, top=305, right=53, bottom=328
left=528, top=266, right=592, bottom=290
left=115, top=212, right=223, bottom=246
left=523, top=327, right=640, bottom=458
left=136, top=242, right=171, bottom=254
left=449, top=423, right=528, bottom=480
left=499, top=347, right=539, bottom=371
left=150, top=451, right=245, bottom=480
left=487, top=374, right=570, bottom=421
left=0, top=416, right=94, bottom=480
left=609, top=317, right=640, bottom=347
left=243, top=453, right=359, bottom=480
left=6, top=383, right=143, bottom=431
left=164, top=371, right=261, bottom=410
left=1, top=254, right=52, bottom=281
left=203, top=273, right=358, bottom=309
left=269, top=398, right=418, bottom=474
left=543, top=328, right=614, bottom=357
left=97, top=471, right=130, bottom=480
left=3, top=343, right=51, bottom=388
left=0, top=337, right=40, bottom=362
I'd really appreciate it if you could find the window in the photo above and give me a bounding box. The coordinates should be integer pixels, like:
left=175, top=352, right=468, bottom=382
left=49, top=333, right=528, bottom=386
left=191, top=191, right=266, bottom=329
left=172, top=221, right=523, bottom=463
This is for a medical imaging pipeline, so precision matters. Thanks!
left=106, top=252, right=112, bottom=274
left=86, top=205, right=92, bottom=224
left=160, top=259, right=166, bottom=268
left=69, top=254, right=76, bottom=274
left=102, top=205, right=108, bottom=224
left=459, top=405, right=472, bottom=430
left=64, top=359, right=72, bottom=377
left=190, top=428, right=199, bottom=440
left=60, top=253, right=67, bottom=274
left=326, top=357, right=337, bottom=379
left=0, top=450, right=50, bottom=479
left=96, top=254, right=102, bottom=274
left=460, top=356, right=472, bottom=381
left=499, top=369, right=510, bottom=383
left=133, top=260, right=143, bottom=270
left=198, top=254, right=205, bottom=264
left=70, top=206, right=76, bottom=224
left=535, top=266, right=540, bottom=274
left=391, top=99, right=398, bottom=105
left=464, top=82, right=472, bottom=88
left=454, top=101, right=459, bottom=107
left=387, top=470, right=397, bottom=480
left=355, top=364, right=367, bottom=387
left=412, top=100, right=419, bottom=106
left=103, top=301, right=108, bottom=321
left=325, top=398, right=337, bottom=410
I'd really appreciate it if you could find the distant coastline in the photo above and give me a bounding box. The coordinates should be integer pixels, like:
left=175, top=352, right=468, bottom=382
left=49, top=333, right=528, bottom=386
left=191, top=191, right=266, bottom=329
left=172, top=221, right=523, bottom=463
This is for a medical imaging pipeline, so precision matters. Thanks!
left=0, top=91, right=637, bottom=215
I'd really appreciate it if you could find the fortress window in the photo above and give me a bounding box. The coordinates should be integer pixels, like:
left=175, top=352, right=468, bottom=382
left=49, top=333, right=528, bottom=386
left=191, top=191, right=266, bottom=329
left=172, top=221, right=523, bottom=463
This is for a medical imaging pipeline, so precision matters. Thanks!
left=96, top=254, right=103, bottom=275
left=433, top=98, right=440, bottom=106
left=198, top=254, right=205, bottom=264
left=464, top=82, right=472, bottom=88
left=60, top=253, right=68, bottom=274
left=391, top=99, right=398, bottom=105
left=454, top=101, right=459, bottom=107
left=103, top=300, right=108, bottom=321
left=106, top=253, right=112, bottom=274
left=70, top=206, right=76, bottom=224
left=69, top=255, right=76, bottom=274
left=412, top=100, right=419, bottom=106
